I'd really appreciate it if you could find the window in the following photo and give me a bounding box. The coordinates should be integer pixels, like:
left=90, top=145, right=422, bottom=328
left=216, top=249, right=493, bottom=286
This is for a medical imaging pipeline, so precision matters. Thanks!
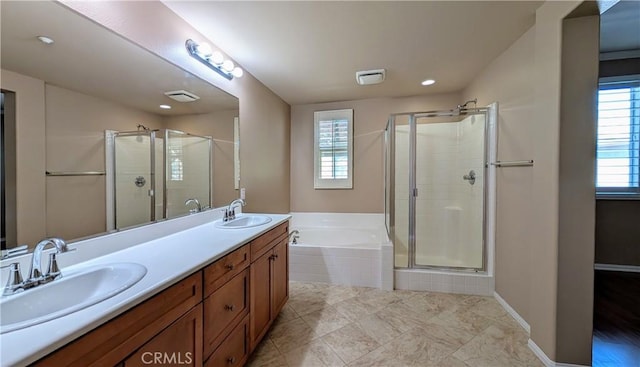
left=314, top=109, right=353, bottom=189
left=168, top=138, right=184, bottom=181
left=596, top=77, right=640, bottom=197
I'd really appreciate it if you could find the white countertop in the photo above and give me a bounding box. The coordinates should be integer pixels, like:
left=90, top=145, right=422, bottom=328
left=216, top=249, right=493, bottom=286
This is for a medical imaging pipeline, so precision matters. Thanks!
left=0, top=213, right=290, bottom=366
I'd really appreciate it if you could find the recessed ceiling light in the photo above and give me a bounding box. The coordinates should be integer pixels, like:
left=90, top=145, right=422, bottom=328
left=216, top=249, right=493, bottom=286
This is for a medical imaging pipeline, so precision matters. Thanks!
left=37, top=35, right=54, bottom=45
left=421, top=79, right=436, bottom=86
left=159, top=104, right=172, bottom=110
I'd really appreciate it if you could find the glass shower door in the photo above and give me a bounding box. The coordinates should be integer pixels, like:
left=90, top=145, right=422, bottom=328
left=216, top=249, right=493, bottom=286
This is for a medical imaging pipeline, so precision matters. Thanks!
left=414, top=114, right=486, bottom=269
left=392, top=115, right=411, bottom=268
left=114, top=132, right=153, bottom=229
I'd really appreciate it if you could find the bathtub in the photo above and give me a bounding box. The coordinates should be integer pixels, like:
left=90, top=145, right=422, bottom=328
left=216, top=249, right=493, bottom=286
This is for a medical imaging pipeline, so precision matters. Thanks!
left=288, top=213, right=393, bottom=290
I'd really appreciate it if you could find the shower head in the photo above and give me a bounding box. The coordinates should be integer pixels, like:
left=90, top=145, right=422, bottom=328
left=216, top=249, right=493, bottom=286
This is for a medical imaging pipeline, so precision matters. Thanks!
left=137, top=124, right=150, bottom=132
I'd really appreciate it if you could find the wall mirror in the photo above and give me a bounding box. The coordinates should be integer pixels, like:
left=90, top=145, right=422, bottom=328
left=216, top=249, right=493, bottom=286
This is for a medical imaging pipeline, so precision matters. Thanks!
left=0, top=1, right=240, bottom=249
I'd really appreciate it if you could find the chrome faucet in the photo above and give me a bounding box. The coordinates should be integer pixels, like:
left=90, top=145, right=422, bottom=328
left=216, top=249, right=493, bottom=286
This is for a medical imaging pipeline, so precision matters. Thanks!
left=27, top=238, right=71, bottom=286
left=2, top=237, right=73, bottom=296
left=185, top=198, right=202, bottom=213
left=289, top=230, right=300, bottom=244
left=225, top=198, right=246, bottom=221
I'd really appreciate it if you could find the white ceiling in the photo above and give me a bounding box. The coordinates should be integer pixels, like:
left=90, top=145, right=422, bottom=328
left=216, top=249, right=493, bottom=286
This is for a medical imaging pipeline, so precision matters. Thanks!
left=164, top=1, right=543, bottom=105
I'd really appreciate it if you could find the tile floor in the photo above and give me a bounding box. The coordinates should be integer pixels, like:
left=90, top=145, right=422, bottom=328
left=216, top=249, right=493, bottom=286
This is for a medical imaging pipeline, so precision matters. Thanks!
left=247, top=281, right=544, bottom=367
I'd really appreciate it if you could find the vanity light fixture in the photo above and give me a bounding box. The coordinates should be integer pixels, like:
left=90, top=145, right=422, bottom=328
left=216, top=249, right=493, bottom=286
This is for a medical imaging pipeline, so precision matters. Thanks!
left=185, top=39, right=243, bottom=80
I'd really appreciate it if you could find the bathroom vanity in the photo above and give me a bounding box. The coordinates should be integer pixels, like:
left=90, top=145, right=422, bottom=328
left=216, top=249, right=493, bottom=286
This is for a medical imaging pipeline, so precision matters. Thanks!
left=0, top=213, right=289, bottom=367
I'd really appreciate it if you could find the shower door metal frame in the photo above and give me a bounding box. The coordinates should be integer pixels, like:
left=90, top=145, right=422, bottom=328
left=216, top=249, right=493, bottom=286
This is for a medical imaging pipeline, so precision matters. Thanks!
left=387, top=106, right=493, bottom=272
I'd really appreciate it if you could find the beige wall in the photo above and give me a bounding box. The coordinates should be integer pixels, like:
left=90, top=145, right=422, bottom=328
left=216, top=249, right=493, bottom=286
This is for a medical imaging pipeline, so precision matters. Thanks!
left=62, top=1, right=291, bottom=214
left=0, top=69, right=46, bottom=247
left=556, top=15, right=598, bottom=365
left=462, top=2, right=597, bottom=364
left=462, top=26, right=536, bottom=326
left=290, top=93, right=460, bottom=213
left=162, top=110, right=239, bottom=208
left=528, top=1, right=582, bottom=360
left=45, top=84, right=163, bottom=241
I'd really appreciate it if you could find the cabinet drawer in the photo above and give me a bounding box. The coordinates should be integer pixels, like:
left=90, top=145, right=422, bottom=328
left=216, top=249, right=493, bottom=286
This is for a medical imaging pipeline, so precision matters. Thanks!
left=204, top=268, right=249, bottom=358
left=205, top=315, right=249, bottom=367
left=250, top=221, right=288, bottom=262
left=34, top=272, right=203, bottom=367
left=204, top=244, right=249, bottom=296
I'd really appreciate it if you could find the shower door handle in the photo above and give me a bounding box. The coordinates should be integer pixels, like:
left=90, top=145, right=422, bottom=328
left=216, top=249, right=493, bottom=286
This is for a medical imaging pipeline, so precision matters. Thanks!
left=412, top=188, right=418, bottom=197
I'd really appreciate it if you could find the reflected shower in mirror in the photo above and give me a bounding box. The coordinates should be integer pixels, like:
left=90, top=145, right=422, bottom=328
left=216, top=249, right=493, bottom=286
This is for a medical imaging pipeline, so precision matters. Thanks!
left=0, top=1, right=240, bottom=248
left=107, top=129, right=212, bottom=231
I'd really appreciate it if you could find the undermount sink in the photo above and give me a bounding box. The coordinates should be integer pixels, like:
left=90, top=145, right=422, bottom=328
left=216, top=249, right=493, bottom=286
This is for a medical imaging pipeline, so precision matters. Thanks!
left=215, top=214, right=272, bottom=229
left=0, top=262, right=147, bottom=334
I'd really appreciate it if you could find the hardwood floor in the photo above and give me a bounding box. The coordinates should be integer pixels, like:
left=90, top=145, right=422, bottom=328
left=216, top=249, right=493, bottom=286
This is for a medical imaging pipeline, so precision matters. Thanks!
left=593, top=270, right=640, bottom=367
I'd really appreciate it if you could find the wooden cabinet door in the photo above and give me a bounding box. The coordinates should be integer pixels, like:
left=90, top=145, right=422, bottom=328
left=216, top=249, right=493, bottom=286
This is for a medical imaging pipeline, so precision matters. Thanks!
left=250, top=250, right=272, bottom=350
left=271, top=239, right=289, bottom=319
left=34, top=273, right=203, bottom=367
left=124, top=304, right=203, bottom=367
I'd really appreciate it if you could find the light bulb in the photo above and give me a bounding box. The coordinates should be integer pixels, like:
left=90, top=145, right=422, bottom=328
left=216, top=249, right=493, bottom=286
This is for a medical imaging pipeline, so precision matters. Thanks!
left=222, top=60, right=235, bottom=72
left=211, top=51, right=224, bottom=65
left=232, top=67, right=244, bottom=78
left=196, top=42, right=213, bottom=57
left=159, top=104, right=172, bottom=110
left=421, top=79, right=436, bottom=86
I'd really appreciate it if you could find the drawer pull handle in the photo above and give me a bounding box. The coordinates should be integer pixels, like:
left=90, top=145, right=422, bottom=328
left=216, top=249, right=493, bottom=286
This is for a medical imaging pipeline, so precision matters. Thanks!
left=227, top=357, right=236, bottom=364
left=225, top=264, right=234, bottom=271
left=224, top=304, right=235, bottom=311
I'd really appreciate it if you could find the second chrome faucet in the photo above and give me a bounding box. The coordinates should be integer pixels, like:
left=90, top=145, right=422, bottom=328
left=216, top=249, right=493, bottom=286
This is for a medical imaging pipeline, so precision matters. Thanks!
left=2, top=237, right=74, bottom=296
left=224, top=199, right=246, bottom=221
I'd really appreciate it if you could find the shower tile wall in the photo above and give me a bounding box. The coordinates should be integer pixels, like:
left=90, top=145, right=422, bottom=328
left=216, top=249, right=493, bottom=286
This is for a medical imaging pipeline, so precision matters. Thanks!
left=115, top=136, right=152, bottom=229
left=394, top=115, right=485, bottom=269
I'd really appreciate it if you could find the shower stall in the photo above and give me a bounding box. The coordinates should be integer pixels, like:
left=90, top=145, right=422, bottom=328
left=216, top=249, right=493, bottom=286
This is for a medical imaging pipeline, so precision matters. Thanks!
left=385, top=102, right=497, bottom=294
left=106, top=128, right=211, bottom=230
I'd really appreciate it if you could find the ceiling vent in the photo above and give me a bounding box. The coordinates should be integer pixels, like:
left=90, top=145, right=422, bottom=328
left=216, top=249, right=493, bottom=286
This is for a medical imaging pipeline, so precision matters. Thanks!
left=356, top=69, right=386, bottom=85
left=164, top=90, right=200, bottom=103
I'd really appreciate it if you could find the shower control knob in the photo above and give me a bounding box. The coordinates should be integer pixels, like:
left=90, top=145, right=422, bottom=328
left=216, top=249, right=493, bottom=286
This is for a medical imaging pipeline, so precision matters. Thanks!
left=463, top=170, right=476, bottom=185
left=134, top=176, right=146, bottom=187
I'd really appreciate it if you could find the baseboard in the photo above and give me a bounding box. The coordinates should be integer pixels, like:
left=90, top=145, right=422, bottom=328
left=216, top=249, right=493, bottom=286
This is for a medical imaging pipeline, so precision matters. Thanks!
left=493, top=292, right=530, bottom=333
left=528, top=339, right=554, bottom=367
left=594, top=263, right=640, bottom=273
left=527, top=339, right=590, bottom=367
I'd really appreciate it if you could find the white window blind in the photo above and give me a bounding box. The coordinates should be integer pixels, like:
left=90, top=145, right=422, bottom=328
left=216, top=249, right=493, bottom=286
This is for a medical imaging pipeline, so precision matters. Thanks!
left=314, top=109, right=353, bottom=189
left=168, top=138, right=184, bottom=181
left=596, top=78, right=640, bottom=196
